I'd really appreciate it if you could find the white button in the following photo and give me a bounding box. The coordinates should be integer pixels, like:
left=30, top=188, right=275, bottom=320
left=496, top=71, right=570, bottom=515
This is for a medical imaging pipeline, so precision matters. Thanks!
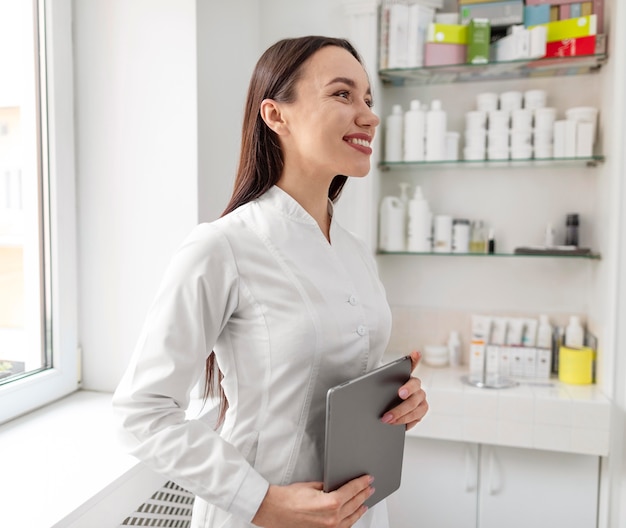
left=357, top=325, right=366, bottom=336
left=349, top=295, right=358, bottom=306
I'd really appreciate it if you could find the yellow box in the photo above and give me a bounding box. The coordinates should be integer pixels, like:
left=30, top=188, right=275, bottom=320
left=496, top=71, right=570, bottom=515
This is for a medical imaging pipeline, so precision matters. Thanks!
left=427, top=23, right=468, bottom=45
left=558, top=346, right=595, bottom=385
left=530, top=15, right=597, bottom=43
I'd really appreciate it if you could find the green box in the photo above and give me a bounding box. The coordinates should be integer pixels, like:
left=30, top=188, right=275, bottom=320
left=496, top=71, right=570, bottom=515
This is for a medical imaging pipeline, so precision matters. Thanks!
left=467, top=18, right=491, bottom=64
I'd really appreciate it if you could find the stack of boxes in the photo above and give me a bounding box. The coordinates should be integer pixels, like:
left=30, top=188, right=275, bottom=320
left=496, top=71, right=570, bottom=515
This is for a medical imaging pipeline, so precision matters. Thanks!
left=378, top=0, right=605, bottom=69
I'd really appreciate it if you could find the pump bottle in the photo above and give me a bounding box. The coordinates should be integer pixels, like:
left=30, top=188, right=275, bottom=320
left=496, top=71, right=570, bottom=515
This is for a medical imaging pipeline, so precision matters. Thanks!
left=407, top=186, right=432, bottom=252
left=385, top=104, right=404, bottom=162
left=565, top=315, right=584, bottom=349
left=448, top=330, right=462, bottom=367
left=536, top=314, right=553, bottom=349
left=426, top=99, right=447, bottom=161
left=404, top=100, right=426, bottom=162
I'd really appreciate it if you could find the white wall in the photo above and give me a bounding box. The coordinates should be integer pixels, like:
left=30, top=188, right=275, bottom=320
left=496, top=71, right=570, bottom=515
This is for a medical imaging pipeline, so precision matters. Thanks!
left=196, top=0, right=261, bottom=223
left=74, top=0, right=198, bottom=391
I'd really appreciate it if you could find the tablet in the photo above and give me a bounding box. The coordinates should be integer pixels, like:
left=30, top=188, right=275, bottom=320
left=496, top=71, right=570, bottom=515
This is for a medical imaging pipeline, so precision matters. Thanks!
left=323, top=355, right=412, bottom=508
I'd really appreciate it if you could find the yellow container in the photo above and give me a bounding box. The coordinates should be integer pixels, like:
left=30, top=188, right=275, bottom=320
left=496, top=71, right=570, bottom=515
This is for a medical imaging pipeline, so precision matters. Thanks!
left=558, top=346, right=595, bottom=385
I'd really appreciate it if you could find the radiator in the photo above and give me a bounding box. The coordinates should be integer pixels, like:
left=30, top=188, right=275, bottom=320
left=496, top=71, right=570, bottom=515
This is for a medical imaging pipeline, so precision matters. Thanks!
left=118, top=480, right=195, bottom=527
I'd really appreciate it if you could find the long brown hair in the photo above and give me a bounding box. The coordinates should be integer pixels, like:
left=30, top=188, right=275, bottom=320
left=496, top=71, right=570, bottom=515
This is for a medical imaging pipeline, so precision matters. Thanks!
left=204, top=36, right=364, bottom=425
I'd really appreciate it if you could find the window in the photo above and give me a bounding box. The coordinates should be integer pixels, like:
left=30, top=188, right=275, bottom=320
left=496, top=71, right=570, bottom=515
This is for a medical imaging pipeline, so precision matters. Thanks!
left=0, top=0, right=78, bottom=424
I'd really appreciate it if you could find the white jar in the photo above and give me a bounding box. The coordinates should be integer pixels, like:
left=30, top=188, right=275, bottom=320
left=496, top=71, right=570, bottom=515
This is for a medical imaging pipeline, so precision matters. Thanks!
left=524, top=89, right=547, bottom=110
left=476, top=92, right=499, bottom=112
left=466, top=110, right=487, bottom=130
left=488, top=110, right=510, bottom=131
left=500, top=91, right=523, bottom=112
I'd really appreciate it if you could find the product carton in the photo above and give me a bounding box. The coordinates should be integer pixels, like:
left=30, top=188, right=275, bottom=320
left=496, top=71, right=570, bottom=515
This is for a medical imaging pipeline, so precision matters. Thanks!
left=459, top=0, right=504, bottom=4
left=524, top=4, right=550, bottom=26
left=544, top=34, right=596, bottom=58
left=467, top=18, right=491, bottom=64
left=530, top=15, right=597, bottom=43
left=424, top=42, right=467, bottom=66
left=460, top=0, right=524, bottom=28
left=427, top=23, right=468, bottom=45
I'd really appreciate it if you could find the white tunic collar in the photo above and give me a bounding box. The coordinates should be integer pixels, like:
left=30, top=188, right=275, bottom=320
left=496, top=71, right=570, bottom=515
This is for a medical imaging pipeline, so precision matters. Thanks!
left=258, top=185, right=335, bottom=226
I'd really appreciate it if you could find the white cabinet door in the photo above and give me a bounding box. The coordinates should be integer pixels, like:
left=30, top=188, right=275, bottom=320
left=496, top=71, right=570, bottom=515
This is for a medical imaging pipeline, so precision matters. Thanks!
left=387, top=437, right=478, bottom=528
left=478, top=445, right=599, bottom=528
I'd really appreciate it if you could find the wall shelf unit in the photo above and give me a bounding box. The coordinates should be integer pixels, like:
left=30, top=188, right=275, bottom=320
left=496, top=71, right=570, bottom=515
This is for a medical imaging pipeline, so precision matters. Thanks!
left=377, top=251, right=601, bottom=260
left=379, top=155, right=605, bottom=171
left=379, top=53, right=608, bottom=86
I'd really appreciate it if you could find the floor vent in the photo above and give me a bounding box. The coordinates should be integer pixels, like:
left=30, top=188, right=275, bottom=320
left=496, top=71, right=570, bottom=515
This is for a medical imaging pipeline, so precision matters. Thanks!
left=119, top=480, right=195, bottom=527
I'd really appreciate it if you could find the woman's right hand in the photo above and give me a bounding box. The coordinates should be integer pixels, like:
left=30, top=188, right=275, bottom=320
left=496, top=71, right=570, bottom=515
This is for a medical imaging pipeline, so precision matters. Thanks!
left=251, top=474, right=374, bottom=527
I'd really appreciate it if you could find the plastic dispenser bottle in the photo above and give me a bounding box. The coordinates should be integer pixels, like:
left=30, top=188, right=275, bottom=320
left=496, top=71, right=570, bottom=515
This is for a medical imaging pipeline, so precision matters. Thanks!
left=403, top=100, right=426, bottom=162
left=379, top=194, right=406, bottom=252
left=407, top=186, right=432, bottom=252
left=448, top=330, right=462, bottom=367
left=426, top=99, right=447, bottom=162
left=565, top=315, right=584, bottom=349
left=536, top=314, right=553, bottom=349
left=385, top=104, right=404, bottom=162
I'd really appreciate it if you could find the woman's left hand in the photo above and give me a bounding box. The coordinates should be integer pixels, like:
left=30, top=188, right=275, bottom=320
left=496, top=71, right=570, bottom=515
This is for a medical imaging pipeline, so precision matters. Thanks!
left=381, top=351, right=428, bottom=431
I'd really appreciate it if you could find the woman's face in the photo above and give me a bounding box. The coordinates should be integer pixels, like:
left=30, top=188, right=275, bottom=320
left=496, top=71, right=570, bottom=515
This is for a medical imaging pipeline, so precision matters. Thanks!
left=277, top=45, right=380, bottom=180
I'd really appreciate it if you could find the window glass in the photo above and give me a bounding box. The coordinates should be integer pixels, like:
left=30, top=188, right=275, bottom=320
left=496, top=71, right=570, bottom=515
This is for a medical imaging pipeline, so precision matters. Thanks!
left=0, top=0, right=48, bottom=384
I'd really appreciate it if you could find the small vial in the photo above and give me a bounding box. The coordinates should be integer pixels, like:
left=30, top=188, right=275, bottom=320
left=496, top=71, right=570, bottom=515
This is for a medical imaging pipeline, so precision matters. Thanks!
left=565, top=214, right=579, bottom=247
left=469, top=220, right=487, bottom=253
left=487, top=228, right=495, bottom=254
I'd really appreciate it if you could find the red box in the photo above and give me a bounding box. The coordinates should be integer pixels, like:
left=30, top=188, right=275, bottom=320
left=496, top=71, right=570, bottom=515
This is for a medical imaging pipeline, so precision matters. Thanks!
left=545, top=35, right=596, bottom=58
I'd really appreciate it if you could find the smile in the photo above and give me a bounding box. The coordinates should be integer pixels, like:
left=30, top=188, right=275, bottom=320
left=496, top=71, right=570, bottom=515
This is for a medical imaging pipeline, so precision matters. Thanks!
left=345, top=137, right=371, bottom=148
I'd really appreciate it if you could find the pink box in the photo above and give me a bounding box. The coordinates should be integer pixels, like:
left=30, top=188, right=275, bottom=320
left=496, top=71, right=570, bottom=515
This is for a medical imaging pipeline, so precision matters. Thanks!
left=559, top=5, right=570, bottom=19
left=425, top=42, right=467, bottom=66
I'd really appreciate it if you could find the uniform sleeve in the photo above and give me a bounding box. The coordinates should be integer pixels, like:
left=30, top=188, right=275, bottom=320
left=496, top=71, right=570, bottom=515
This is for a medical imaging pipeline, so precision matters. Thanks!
left=112, top=223, right=269, bottom=522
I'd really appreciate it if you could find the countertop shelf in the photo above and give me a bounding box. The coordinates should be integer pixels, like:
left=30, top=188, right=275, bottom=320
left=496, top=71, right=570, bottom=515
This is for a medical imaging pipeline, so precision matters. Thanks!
left=377, top=250, right=601, bottom=260
left=379, top=155, right=605, bottom=171
left=379, top=53, right=608, bottom=86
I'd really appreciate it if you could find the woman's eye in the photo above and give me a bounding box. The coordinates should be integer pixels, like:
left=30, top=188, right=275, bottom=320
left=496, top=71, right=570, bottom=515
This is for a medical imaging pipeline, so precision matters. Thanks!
left=336, top=91, right=350, bottom=99
left=365, top=99, right=374, bottom=108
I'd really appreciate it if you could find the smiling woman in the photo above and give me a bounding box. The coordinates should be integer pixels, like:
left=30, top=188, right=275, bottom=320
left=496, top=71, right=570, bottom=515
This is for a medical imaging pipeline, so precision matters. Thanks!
left=113, top=35, right=428, bottom=528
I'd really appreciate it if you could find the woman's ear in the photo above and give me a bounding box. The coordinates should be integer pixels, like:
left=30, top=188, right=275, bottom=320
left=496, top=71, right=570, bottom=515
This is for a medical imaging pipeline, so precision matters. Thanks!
left=260, top=99, right=288, bottom=135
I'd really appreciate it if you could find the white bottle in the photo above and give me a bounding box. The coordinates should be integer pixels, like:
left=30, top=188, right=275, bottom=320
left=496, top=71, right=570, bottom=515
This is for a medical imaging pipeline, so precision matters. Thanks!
left=565, top=315, right=584, bottom=349
left=536, top=314, right=552, bottom=349
left=406, top=186, right=432, bottom=252
left=448, top=330, right=462, bottom=367
left=385, top=104, right=404, bottom=162
left=426, top=99, right=447, bottom=161
left=403, top=100, right=426, bottom=162
left=433, top=215, right=453, bottom=253
left=379, top=196, right=406, bottom=252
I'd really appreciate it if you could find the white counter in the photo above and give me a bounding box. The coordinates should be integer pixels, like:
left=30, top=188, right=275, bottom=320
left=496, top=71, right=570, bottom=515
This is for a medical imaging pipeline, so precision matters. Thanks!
left=409, top=364, right=611, bottom=456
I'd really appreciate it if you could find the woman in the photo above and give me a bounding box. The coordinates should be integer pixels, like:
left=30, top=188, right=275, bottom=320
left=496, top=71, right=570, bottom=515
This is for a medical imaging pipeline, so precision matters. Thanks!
left=113, top=36, right=428, bottom=528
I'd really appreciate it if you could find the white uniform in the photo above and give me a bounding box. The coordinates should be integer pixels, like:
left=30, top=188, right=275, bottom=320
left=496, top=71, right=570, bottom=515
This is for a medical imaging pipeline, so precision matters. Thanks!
left=113, top=185, right=393, bottom=527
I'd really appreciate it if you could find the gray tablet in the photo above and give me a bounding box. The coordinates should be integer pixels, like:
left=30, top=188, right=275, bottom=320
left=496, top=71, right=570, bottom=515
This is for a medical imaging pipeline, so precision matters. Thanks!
left=323, top=355, right=412, bottom=508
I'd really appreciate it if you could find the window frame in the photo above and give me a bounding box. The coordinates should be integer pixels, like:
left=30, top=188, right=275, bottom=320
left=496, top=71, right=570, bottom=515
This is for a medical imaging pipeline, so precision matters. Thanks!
left=0, top=0, right=78, bottom=424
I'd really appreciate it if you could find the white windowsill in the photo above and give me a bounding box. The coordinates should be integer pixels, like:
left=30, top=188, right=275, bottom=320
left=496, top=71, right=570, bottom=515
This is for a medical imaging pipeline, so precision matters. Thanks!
left=0, top=390, right=167, bottom=528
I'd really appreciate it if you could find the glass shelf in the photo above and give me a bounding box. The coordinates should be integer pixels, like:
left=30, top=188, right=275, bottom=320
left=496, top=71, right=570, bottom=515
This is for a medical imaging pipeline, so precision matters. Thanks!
left=377, top=251, right=601, bottom=260
left=379, top=53, right=608, bottom=86
left=379, top=155, right=605, bottom=171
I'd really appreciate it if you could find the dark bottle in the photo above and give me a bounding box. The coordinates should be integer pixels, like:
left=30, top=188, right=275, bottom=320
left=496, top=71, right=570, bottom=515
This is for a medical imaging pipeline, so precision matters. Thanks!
left=565, top=214, right=579, bottom=247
